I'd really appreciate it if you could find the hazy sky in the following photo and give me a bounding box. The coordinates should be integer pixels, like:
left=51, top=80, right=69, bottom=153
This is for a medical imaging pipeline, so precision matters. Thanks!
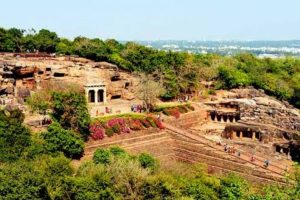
left=1, top=0, right=299, bottom=40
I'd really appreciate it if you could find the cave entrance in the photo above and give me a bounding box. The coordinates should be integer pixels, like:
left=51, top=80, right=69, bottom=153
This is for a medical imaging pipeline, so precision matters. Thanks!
left=88, top=90, right=95, bottom=103
left=97, top=90, right=104, bottom=102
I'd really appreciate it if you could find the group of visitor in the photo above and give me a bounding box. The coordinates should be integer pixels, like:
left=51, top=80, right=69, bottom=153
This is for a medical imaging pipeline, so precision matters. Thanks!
left=223, top=143, right=236, bottom=154
left=41, top=117, right=52, bottom=126
left=217, top=139, right=273, bottom=169
left=131, top=104, right=145, bottom=113
left=177, top=95, right=190, bottom=103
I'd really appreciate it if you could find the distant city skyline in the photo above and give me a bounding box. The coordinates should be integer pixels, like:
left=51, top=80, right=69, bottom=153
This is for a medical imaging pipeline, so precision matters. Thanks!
left=1, top=0, right=300, bottom=41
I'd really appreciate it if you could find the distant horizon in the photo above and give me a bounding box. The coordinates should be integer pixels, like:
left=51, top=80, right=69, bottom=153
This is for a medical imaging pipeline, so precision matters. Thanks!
left=2, top=25, right=300, bottom=42
left=1, top=0, right=300, bottom=41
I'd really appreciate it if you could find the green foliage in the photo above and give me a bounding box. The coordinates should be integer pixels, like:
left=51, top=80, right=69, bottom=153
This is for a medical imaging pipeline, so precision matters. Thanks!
left=26, top=91, right=51, bottom=114
left=52, top=91, right=91, bottom=138
left=218, top=66, right=251, bottom=88
left=35, top=154, right=73, bottom=199
left=185, top=179, right=219, bottom=200
left=41, top=123, right=84, bottom=159
left=0, top=108, right=31, bottom=162
left=141, top=174, right=182, bottom=199
left=93, top=148, right=111, bottom=165
left=219, top=173, right=249, bottom=200
left=0, top=161, right=50, bottom=199
left=138, top=153, right=159, bottom=172
left=109, top=146, right=127, bottom=157
left=34, top=29, right=60, bottom=53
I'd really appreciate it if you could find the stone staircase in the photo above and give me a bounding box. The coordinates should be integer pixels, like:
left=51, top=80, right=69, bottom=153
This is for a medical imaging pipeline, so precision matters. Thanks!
left=82, top=129, right=174, bottom=161
left=164, top=123, right=290, bottom=185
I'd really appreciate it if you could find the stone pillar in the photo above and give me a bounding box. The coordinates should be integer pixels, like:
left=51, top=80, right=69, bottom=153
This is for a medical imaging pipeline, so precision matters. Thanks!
left=240, top=131, right=243, bottom=139
left=232, top=131, right=236, bottom=139
left=85, top=89, right=89, bottom=103
left=94, top=89, right=98, bottom=104
left=103, top=87, right=107, bottom=103
left=252, top=132, right=255, bottom=140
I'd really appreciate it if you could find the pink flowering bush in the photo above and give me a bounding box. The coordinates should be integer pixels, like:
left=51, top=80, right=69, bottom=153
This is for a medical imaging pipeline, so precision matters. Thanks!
left=107, top=118, right=125, bottom=127
left=90, top=114, right=165, bottom=141
left=89, top=123, right=105, bottom=140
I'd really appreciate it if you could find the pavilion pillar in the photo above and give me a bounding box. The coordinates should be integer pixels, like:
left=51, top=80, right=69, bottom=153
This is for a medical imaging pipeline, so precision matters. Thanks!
left=232, top=131, right=236, bottom=139
left=94, top=89, right=98, bottom=104
left=103, top=87, right=107, bottom=103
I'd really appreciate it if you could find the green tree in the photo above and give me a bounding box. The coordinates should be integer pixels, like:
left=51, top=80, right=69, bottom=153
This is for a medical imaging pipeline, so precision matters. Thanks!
left=56, top=38, right=73, bottom=55
left=52, top=91, right=91, bottom=138
left=0, top=161, right=50, bottom=199
left=0, top=108, right=31, bottom=162
left=41, top=123, right=84, bottom=159
left=138, top=153, right=158, bottom=172
left=35, top=154, right=73, bottom=199
left=218, top=66, right=251, bottom=88
left=34, top=29, right=59, bottom=53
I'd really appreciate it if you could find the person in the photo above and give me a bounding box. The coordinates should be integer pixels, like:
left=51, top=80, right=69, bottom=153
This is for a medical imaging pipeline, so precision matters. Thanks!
left=157, top=114, right=161, bottom=121
left=224, top=144, right=228, bottom=152
left=264, top=160, right=269, bottom=168
left=237, top=151, right=241, bottom=157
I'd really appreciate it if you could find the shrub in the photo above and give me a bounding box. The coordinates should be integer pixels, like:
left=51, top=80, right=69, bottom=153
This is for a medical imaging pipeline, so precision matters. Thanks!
left=146, top=117, right=157, bottom=128
left=186, top=104, right=195, bottom=111
left=111, top=124, right=121, bottom=134
left=168, top=108, right=180, bottom=119
left=129, top=119, right=144, bottom=131
left=41, top=123, right=84, bottom=159
left=152, top=118, right=164, bottom=129
left=219, top=173, right=249, bottom=200
left=185, top=180, right=219, bottom=200
left=177, top=105, right=189, bottom=113
left=105, top=128, right=114, bottom=137
left=93, top=148, right=111, bottom=165
left=109, top=146, right=127, bottom=157
left=140, top=119, right=151, bottom=128
left=138, top=153, right=158, bottom=172
left=162, top=109, right=171, bottom=116
left=120, top=126, right=131, bottom=134
left=89, top=123, right=105, bottom=140
left=107, top=118, right=125, bottom=127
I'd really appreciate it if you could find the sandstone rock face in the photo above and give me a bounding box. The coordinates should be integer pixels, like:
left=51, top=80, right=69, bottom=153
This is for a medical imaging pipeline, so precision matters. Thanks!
left=208, top=88, right=300, bottom=141
left=0, top=53, right=139, bottom=102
